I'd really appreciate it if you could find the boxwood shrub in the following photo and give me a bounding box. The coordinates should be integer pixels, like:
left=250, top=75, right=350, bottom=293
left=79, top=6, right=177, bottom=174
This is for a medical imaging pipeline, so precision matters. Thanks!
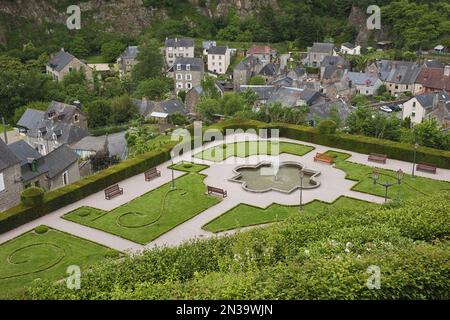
left=20, top=187, right=44, bottom=207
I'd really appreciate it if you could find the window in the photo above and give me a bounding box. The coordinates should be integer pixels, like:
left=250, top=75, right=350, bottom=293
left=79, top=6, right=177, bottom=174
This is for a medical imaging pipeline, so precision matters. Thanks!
left=212, top=55, right=215, bottom=60
left=179, top=47, right=184, bottom=51
left=168, top=53, right=173, bottom=58
left=395, top=85, right=399, bottom=89
left=168, top=47, right=173, bottom=51
left=219, top=55, right=222, bottom=60
left=219, top=62, right=222, bottom=66
left=185, top=53, right=189, bottom=57
left=0, top=173, right=5, bottom=192
left=212, top=62, right=215, bottom=66
left=176, top=64, right=181, bottom=71
left=411, top=111, right=416, bottom=117
left=186, top=74, right=192, bottom=80
left=62, top=171, right=69, bottom=186
left=186, top=82, right=192, bottom=89
left=176, top=74, right=183, bottom=80
left=74, top=114, right=79, bottom=123
left=186, top=64, right=190, bottom=71
left=412, top=102, right=416, bottom=108
left=176, top=82, right=183, bottom=89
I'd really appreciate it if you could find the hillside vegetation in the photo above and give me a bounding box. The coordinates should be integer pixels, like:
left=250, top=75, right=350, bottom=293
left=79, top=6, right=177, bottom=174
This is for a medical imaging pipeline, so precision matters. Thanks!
left=26, top=192, right=450, bottom=300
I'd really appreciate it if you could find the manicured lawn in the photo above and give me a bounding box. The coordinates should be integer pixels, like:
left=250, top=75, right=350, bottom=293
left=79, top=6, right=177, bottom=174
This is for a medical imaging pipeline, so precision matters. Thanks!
left=64, top=173, right=221, bottom=244
left=168, top=161, right=209, bottom=173
left=327, top=151, right=450, bottom=201
left=195, top=141, right=314, bottom=162
left=203, top=196, right=375, bottom=233
left=0, top=227, right=114, bottom=298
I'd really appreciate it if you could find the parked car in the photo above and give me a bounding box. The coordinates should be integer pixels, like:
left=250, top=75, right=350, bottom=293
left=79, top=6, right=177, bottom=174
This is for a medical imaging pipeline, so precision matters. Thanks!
left=389, top=104, right=403, bottom=112
left=380, top=105, right=393, bottom=113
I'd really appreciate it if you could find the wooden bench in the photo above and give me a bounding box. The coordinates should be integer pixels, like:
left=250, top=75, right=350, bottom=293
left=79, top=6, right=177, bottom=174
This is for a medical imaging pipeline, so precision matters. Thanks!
left=368, top=153, right=387, bottom=164
left=145, top=167, right=161, bottom=181
left=313, top=153, right=334, bottom=164
left=207, top=186, right=227, bottom=198
left=104, top=184, right=123, bottom=200
left=416, top=162, right=437, bottom=174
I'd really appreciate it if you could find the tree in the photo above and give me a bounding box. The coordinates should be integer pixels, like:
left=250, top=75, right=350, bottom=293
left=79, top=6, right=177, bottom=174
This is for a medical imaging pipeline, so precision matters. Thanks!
left=402, top=119, right=449, bottom=150
left=221, top=93, right=245, bottom=116
left=196, top=98, right=221, bottom=120
left=70, top=35, right=89, bottom=58
left=131, top=40, right=164, bottom=83
left=200, top=75, right=221, bottom=99
left=239, top=88, right=258, bottom=108
left=133, top=77, right=171, bottom=100
left=168, top=112, right=187, bottom=126
left=110, top=95, right=138, bottom=125
left=86, top=99, right=112, bottom=128
left=318, top=120, right=337, bottom=134
left=101, top=41, right=126, bottom=63
left=249, top=75, right=266, bottom=85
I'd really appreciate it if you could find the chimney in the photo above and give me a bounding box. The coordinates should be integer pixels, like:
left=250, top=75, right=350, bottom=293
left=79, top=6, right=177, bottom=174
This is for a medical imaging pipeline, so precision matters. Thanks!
left=61, top=48, right=65, bottom=52
left=444, top=65, right=450, bottom=77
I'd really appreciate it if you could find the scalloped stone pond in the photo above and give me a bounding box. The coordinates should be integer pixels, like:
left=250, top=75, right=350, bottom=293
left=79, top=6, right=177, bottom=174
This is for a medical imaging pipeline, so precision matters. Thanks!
left=229, top=161, right=321, bottom=194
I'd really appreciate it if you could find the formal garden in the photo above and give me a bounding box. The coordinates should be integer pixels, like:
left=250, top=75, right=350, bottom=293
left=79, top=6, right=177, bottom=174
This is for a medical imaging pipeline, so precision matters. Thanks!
left=0, top=226, right=115, bottom=298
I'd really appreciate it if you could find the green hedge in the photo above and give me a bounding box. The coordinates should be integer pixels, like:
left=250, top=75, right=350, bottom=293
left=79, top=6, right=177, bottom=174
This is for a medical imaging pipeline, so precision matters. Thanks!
left=0, top=146, right=174, bottom=234
left=20, top=187, right=44, bottom=207
left=211, top=119, right=450, bottom=169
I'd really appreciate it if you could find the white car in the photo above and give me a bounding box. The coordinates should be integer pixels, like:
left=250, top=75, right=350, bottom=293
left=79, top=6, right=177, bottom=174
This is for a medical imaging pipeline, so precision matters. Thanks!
left=380, top=105, right=393, bottom=113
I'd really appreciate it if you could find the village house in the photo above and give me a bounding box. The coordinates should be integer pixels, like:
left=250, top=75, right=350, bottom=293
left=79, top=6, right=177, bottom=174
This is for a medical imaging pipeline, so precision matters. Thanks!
left=46, top=48, right=93, bottom=82
left=320, top=56, right=350, bottom=84
left=414, top=66, right=450, bottom=95
left=246, top=45, right=275, bottom=63
left=237, top=85, right=277, bottom=109
left=305, top=43, right=337, bottom=67
left=207, top=46, right=231, bottom=74
left=168, top=57, right=204, bottom=94
left=133, top=98, right=187, bottom=123
left=0, top=139, right=22, bottom=212
left=165, top=38, right=195, bottom=67
left=117, top=46, right=139, bottom=78
left=17, top=101, right=88, bottom=156
left=233, top=56, right=266, bottom=90
left=287, top=67, right=307, bottom=82
left=72, top=132, right=128, bottom=161
left=402, top=91, right=450, bottom=127
left=8, top=141, right=80, bottom=191
left=259, top=63, right=281, bottom=84
left=367, top=60, right=422, bottom=96
left=342, top=71, right=383, bottom=96
left=340, top=43, right=361, bottom=55
left=185, top=82, right=225, bottom=113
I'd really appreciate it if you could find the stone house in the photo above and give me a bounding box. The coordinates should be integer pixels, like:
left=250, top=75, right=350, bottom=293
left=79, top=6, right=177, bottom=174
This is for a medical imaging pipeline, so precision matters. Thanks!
left=133, top=98, right=187, bottom=123
left=402, top=91, right=450, bottom=126
left=247, top=45, right=275, bottom=63
left=0, top=139, right=22, bottom=212
left=117, top=46, right=139, bottom=78
left=233, top=56, right=266, bottom=90
left=46, top=49, right=93, bottom=82
left=168, top=57, right=204, bottom=94
left=320, top=56, right=350, bottom=84
left=8, top=141, right=80, bottom=191
left=17, top=101, right=88, bottom=156
left=342, top=71, right=383, bottom=96
left=366, top=60, right=422, bottom=96
left=237, top=85, right=277, bottom=109
left=305, top=43, right=336, bottom=67
left=414, top=66, right=450, bottom=95
left=165, top=38, right=195, bottom=67
left=259, top=63, right=281, bottom=84
left=207, top=46, right=231, bottom=74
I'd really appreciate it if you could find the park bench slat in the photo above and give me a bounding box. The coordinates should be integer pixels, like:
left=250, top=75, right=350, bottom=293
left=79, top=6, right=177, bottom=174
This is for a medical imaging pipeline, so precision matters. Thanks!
left=207, top=186, right=227, bottom=198
left=145, top=167, right=161, bottom=181
left=104, top=184, right=123, bottom=200
left=314, top=153, right=334, bottom=164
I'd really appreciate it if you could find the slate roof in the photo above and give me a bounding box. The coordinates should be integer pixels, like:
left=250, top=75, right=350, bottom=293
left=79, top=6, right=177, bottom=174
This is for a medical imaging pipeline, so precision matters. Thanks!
left=208, top=46, right=228, bottom=55
left=321, top=56, right=349, bottom=68
left=309, top=43, right=335, bottom=53
left=259, top=63, right=279, bottom=77
left=272, top=77, right=294, bottom=87
left=267, top=87, right=322, bottom=107
left=158, top=99, right=187, bottom=115
left=8, top=140, right=49, bottom=182
left=202, top=41, right=216, bottom=50
left=165, top=38, right=195, bottom=47
left=290, top=67, right=306, bottom=78
left=235, top=56, right=260, bottom=71
left=133, top=99, right=187, bottom=118
left=374, top=60, right=422, bottom=84
left=415, top=67, right=450, bottom=92
left=238, top=85, right=277, bottom=101
left=342, top=42, right=356, bottom=49
left=343, top=71, right=381, bottom=86
left=22, top=101, right=88, bottom=145
left=44, top=144, right=79, bottom=179
left=170, top=57, right=204, bottom=72
left=424, top=60, right=444, bottom=69
left=72, top=132, right=128, bottom=160
left=415, top=91, right=450, bottom=110
left=308, top=100, right=352, bottom=121
left=16, top=109, right=45, bottom=130
left=0, top=139, right=21, bottom=171
left=119, top=46, right=139, bottom=60
left=48, top=50, right=76, bottom=72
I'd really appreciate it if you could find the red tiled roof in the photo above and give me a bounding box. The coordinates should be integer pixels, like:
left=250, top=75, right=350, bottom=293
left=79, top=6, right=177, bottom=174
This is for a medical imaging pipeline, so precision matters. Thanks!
left=416, top=68, right=450, bottom=91
left=248, top=45, right=271, bottom=55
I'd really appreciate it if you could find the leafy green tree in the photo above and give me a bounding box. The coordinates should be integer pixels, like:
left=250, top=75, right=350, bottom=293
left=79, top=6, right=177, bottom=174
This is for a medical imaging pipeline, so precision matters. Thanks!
left=110, top=95, right=138, bottom=125
left=131, top=40, right=164, bottom=83
left=168, top=112, right=187, bottom=126
left=221, top=93, right=245, bottom=116
left=318, top=120, right=337, bottom=134
left=133, top=77, right=171, bottom=100
left=402, top=119, right=449, bottom=150
left=101, top=41, right=126, bottom=63
left=200, top=75, right=221, bottom=100
left=249, top=76, right=266, bottom=85
left=70, top=35, right=89, bottom=58
left=86, top=99, right=112, bottom=128
left=196, top=98, right=221, bottom=120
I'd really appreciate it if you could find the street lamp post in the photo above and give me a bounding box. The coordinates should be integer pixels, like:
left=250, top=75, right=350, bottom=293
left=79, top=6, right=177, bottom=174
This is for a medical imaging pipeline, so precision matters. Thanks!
left=412, top=143, right=419, bottom=177
left=170, top=151, right=175, bottom=189
left=372, top=169, right=404, bottom=203
left=299, top=170, right=304, bottom=212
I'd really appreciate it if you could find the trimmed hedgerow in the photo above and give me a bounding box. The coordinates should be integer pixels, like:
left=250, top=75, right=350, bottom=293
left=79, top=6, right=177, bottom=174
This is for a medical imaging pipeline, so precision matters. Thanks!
left=20, top=187, right=44, bottom=207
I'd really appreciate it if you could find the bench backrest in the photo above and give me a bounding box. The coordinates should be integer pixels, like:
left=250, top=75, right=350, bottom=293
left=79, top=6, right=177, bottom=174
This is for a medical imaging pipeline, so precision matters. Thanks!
left=105, top=184, right=119, bottom=193
left=370, top=153, right=387, bottom=158
left=316, top=153, right=332, bottom=160
left=146, top=167, right=157, bottom=174
left=208, top=186, right=224, bottom=193
left=419, top=162, right=435, bottom=168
